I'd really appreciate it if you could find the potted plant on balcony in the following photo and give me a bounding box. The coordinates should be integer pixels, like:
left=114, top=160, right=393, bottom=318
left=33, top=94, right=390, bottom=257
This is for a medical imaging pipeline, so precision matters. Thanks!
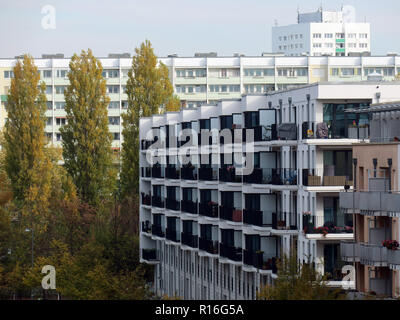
left=314, top=226, right=329, bottom=236
left=382, top=240, right=399, bottom=250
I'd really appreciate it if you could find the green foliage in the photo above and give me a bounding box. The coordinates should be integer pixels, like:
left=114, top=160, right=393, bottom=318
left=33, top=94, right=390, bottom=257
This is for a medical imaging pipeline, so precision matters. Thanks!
left=61, top=49, right=116, bottom=207
left=257, top=251, right=346, bottom=300
left=120, top=40, right=176, bottom=197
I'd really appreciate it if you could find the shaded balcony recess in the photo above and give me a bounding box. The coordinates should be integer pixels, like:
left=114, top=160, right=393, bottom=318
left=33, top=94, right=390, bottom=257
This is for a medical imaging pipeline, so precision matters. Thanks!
left=199, top=238, right=219, bottom=255
left=302, top=214, right=353, bottom=234
left=219, top=206, right=243, bottom=223
left=141, top=193, right=151, bottom=206
left=141, top=167, right=151, bottom=178
left=199, top=202, right=218, bottom=218
left=165, top=228, right=180, bottom=242
left=181, top=232, right=199, bottom=248
left=151, top=196, right=164, bottom=208
left=243, top=210, right=297, bottom=230
left=142, top=249, right=157, bottom=261
left=165, top=166, right=180, bottom=179
left=151, top=224, right=165, bottom=238
left=181, top=166, right=197, bottom=180
left=141, top=221, right=151, bottom=233
left=166, top=198, right=180, bottom=211
left=243, top=168, right=297, bottom=185
left=219, top=167, right=242, bottom=183
left=303, top=168, right=353, bottom=187
left=198, top=167, right=218, bottom=181
left=181, top=200, right=198, bottom=214
left=152, top=165, right=164, bottom=179
left=243, top=250, right=277, bottom=272
left=219, top=243, right=243, bottom=262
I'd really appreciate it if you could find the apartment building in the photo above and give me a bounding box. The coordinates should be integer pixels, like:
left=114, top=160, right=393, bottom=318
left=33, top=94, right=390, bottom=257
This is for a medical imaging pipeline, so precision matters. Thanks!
left=139, top=81, right=400, bottom=299
left=272, top=6, right=370, bottom=57
left=1, top=54, right=399, bottom=143
left=340, top=102, right=400, bottom=297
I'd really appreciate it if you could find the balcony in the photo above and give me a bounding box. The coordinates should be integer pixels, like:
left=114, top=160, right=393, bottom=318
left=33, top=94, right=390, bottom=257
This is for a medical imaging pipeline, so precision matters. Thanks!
left=219, top=167, right=242, bottom=183
left=199, top=202, right=218, bottom=218
left=151, top=196, right=164, bottom=208
left=340, top=191, right=400, bottom=214
left=303, top=169, right=352, bottom=187
left=166, top=198, right=180, bottom=211
left=199, top=238, right=219, bottom=255
left=219, top=206, right=243, bottom=223
left=342, top=242, right=400, bottom=267
left=141, top=167, right=151, bottom=178
left=141, top=221, right=151, bottom=233
left=181, top=200, right=198, bottom=214
left=243, top=209, right=273, bottom=228
left=142, top=249, right=157, bottom=261
left=304, top=122, right=369, bottom=140
left=165, top=167, right=180, bottom=179
left=302, top=214, right=353, bottom=235
left=181, top=166, right=197, bottom=180
left=243, top=250, right=277, bottom=272
left=141, top=193, right=151, bottom=206
left=219, top=243, right=243, bottom=262
left=165, top=228, right=180, bottom=242
left=151, top=224, right=165, bottom=238
left=181, top=232, right=199, bottom=248
left=198, top=167, right=218, bottom=181
left=152, top=165, right=164, bottom=179
left=273, top=211, right=297, bottom=230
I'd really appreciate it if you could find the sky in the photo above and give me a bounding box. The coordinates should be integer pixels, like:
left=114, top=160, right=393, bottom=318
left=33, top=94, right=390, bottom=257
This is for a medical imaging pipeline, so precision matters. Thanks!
left=0, top=0, right=400, bottom=58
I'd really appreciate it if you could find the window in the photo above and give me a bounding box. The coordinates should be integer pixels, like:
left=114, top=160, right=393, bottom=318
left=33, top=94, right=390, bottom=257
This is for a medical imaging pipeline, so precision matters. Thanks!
left=109, top=116, right=120, bottom=125
left=348, top=43, right=357, bottom=48
left=56, top=133, right=62, bottom=141
left=56, top=118, right=66, bottom=126
left=55, top=102, right=65, bottom=109
left=331, top=68, right=340, bottom=76
left=195, top=85, right=206, bottom=93
left=364, top=67, right=394, bottom=76
left=121, top=101, right=128, bottom=109
left=313, top=43, right=322, bottom=48
left=195, top=69, right=206, bottom=77
left=102, top=69, right=119, bottom=78
left=325, top=43, right=333, bottom=48
left=56, top=69, right=68, bottom=78
left=42, top=70, right=52, bottom=78
left=4, top=70, right=14, bottom=78
left=45, top=86, right=52, bottom=94
left=347, top=33, right=356, bottom=38
left=359, top=33, right=368, bottom=38
left=113, top=132, right=120, bottom=140
left=108, top=101, right=120, bottom=109
left=360, top=43, right=368, bottom=48
left=313, top=33, right=322, bottom=38
left=46, top=117, right=53, bottom=125
left=107, top=85, right=119, bottom=94
left=122, top=69, right=130, bottom=78
left=55, top=86, right=66, bottom=94
left=336, top=33, right=345, bottom=39
left=46, top=102, right=53, bottom=110
left=325, top=33, right=333, bottom=38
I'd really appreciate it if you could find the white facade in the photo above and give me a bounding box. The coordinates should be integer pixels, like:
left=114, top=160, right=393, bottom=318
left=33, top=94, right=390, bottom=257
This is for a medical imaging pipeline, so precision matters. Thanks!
left=272, top=7, right=371, bottom=57
left=139, top=81, right=400, bottom=299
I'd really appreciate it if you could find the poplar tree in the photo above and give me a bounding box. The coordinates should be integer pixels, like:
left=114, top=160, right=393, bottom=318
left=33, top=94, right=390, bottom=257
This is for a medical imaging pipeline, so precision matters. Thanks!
left=61, top=49, right=116, bottom=206
left=3, top=55, right=52, bottom=227
left=121, top=40, right=177, bottom=197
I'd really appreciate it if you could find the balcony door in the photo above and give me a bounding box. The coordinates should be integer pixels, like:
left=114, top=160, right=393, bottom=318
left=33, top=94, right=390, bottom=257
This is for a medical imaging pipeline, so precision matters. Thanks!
left=245, top=194, right=260, bottom=211
left=245, top=235, right=260, bottom=252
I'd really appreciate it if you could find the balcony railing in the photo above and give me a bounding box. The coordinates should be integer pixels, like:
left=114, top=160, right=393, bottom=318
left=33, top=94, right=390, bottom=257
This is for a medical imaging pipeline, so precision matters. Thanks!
left=181, top=232, right=199, bottom=248
left=165, top=167, right=180, bottom=179
left=141, top=193, right=151, bottom=206
left=303, top=122, right=369, bottom=140
left=342, top=242, right=400, bottom=266
left=142, top=249, right=157, bottom=261
left=219, top=206, right=243, bottom=223
left=198, top=167, right=218, bottom=181
left=199, top=202, right=218, bottom=218
left=199, top=238, right=219, bottom=255
left=181, top=200, right=198, bottom=214
left=273, top=211, right=298, bottom=230
left=151, top=196, right=164, bottom=208
left=151, top=224, right=165, bottom=238
left=165, top=228, right=180, bottom=242
left=219, top=243, right=243, bottom=262
left=152, top=166, right=164, bottom=179
left=302, top=214, right=353, bottom=234
left=303, top=169, right=352, bottom=187
left=219, top=167, right=242, bottom=183
left=243, top=209, right=273, bottom=227
left=243, top=249, right=263, bottom=269
left=166, top=198, right=180, bottom=211
left=181, top=167, right=197, bottom=180
left=340, top=191, right=400, bottom=214
left=141, top=221, right=151, bottom=233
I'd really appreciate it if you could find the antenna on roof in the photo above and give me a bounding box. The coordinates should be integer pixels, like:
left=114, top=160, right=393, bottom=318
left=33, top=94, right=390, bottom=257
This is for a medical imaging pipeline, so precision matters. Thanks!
left=274, top=19, right=278, bottom=26
left=297, top=5, right=300, bottom=23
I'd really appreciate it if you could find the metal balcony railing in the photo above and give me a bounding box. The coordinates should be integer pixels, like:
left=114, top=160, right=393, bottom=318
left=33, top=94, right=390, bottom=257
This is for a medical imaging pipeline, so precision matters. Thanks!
left=165, top=228, right=180, bottom=242
left=151, top=196, right=164, bottom=208
left=219, top=206, right=243, bottom=223
left=181, top=200, right=198, bottom=214
left=219, top=243, right=243, bottom=262
left=165, top=166, right=180, bottom=179
left=199, top=202, right=218, bottom=218
left=181, top=232, right=199, bottom=248
left=181, top=167, right=197, bottom=180
left=219, top=167, right=242, bottom=183
left=151, top=224, right=165, bottom=238
left=141, top=221, right=151, bottom=233
left=199, top=238, right=219, bottom=255
left=141, top=193, right=151, bottom=206
left=166, top=198, right=180, bottom=211
left=142, top=249, right=157, bottom=261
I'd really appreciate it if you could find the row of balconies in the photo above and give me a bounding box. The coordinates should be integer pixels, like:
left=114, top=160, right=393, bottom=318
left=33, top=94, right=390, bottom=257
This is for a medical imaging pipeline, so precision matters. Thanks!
left=341, top=242, right=400, bottom=267
left=340, top=191, right=400, bottom=214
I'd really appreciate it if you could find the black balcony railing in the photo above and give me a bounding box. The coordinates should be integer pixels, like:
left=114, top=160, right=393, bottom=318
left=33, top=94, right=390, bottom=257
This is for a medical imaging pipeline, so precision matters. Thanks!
left=142, top=249, right=157, bottom=261
left=302, top=214, right=353, bottom=234
left=141, top=193, right=151, bottom=206
left=243, top=209, right=273, bottom=228
left=165, top=228, right=180, bottom=242
left=243, top=250, right=264, bottom=269
left=142, top=221, right=151, bottom=233
left=199, top=238, right=219, bottom=255
left=181, top=200, right=198, bottom=214
left=151, top=224, right=165, bottom=238
left=220, top=206, right=243, bottom=223
left=243, top=168, right=263, bottom=184
left=198, top=167, right=217, bottom=181
left=219, top=243, right=243, bottom=262
left=165, top=167, right=180, bottom=179
left=199, top=202, right=218, bottom=218
left=151, top=196, right=164, bottom=208
left=273, top=211, right=297, bottom=230
left=141, top=167, right=151, bottom=178
left=219, top=167, right=242, bottom=183
left=152, top=166, right=164, bottom=179
left=181, top=167, right=197, bottom=180
left=181, top=232, right=199, bottom=248
left=166, top=198, right=180, bottom=211
left=243, top=125, right=277, bottom=142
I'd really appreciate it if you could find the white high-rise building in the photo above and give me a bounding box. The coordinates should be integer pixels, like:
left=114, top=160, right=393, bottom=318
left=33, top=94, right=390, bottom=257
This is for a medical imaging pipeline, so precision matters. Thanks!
left=272, top=6, right=371, bottom=57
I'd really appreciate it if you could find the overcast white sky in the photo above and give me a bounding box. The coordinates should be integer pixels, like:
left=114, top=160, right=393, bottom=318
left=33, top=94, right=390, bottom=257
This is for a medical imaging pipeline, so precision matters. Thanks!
left=0, top=0, right=399, bottom=58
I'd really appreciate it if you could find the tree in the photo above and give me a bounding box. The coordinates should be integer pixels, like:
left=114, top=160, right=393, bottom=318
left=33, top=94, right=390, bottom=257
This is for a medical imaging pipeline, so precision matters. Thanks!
left=3, top=54, right=53, bottom=233
left=120, top=40, right=176, bottom=197
left=61, top=49, right=116, bottom=207
left=165, top=94, right=181, bottom=112
left=257, top=251, right=346, bottom=300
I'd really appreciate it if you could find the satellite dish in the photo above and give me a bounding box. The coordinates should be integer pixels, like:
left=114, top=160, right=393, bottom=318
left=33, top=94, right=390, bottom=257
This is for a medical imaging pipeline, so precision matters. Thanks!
left=342, top=5, right=356, bottom=23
